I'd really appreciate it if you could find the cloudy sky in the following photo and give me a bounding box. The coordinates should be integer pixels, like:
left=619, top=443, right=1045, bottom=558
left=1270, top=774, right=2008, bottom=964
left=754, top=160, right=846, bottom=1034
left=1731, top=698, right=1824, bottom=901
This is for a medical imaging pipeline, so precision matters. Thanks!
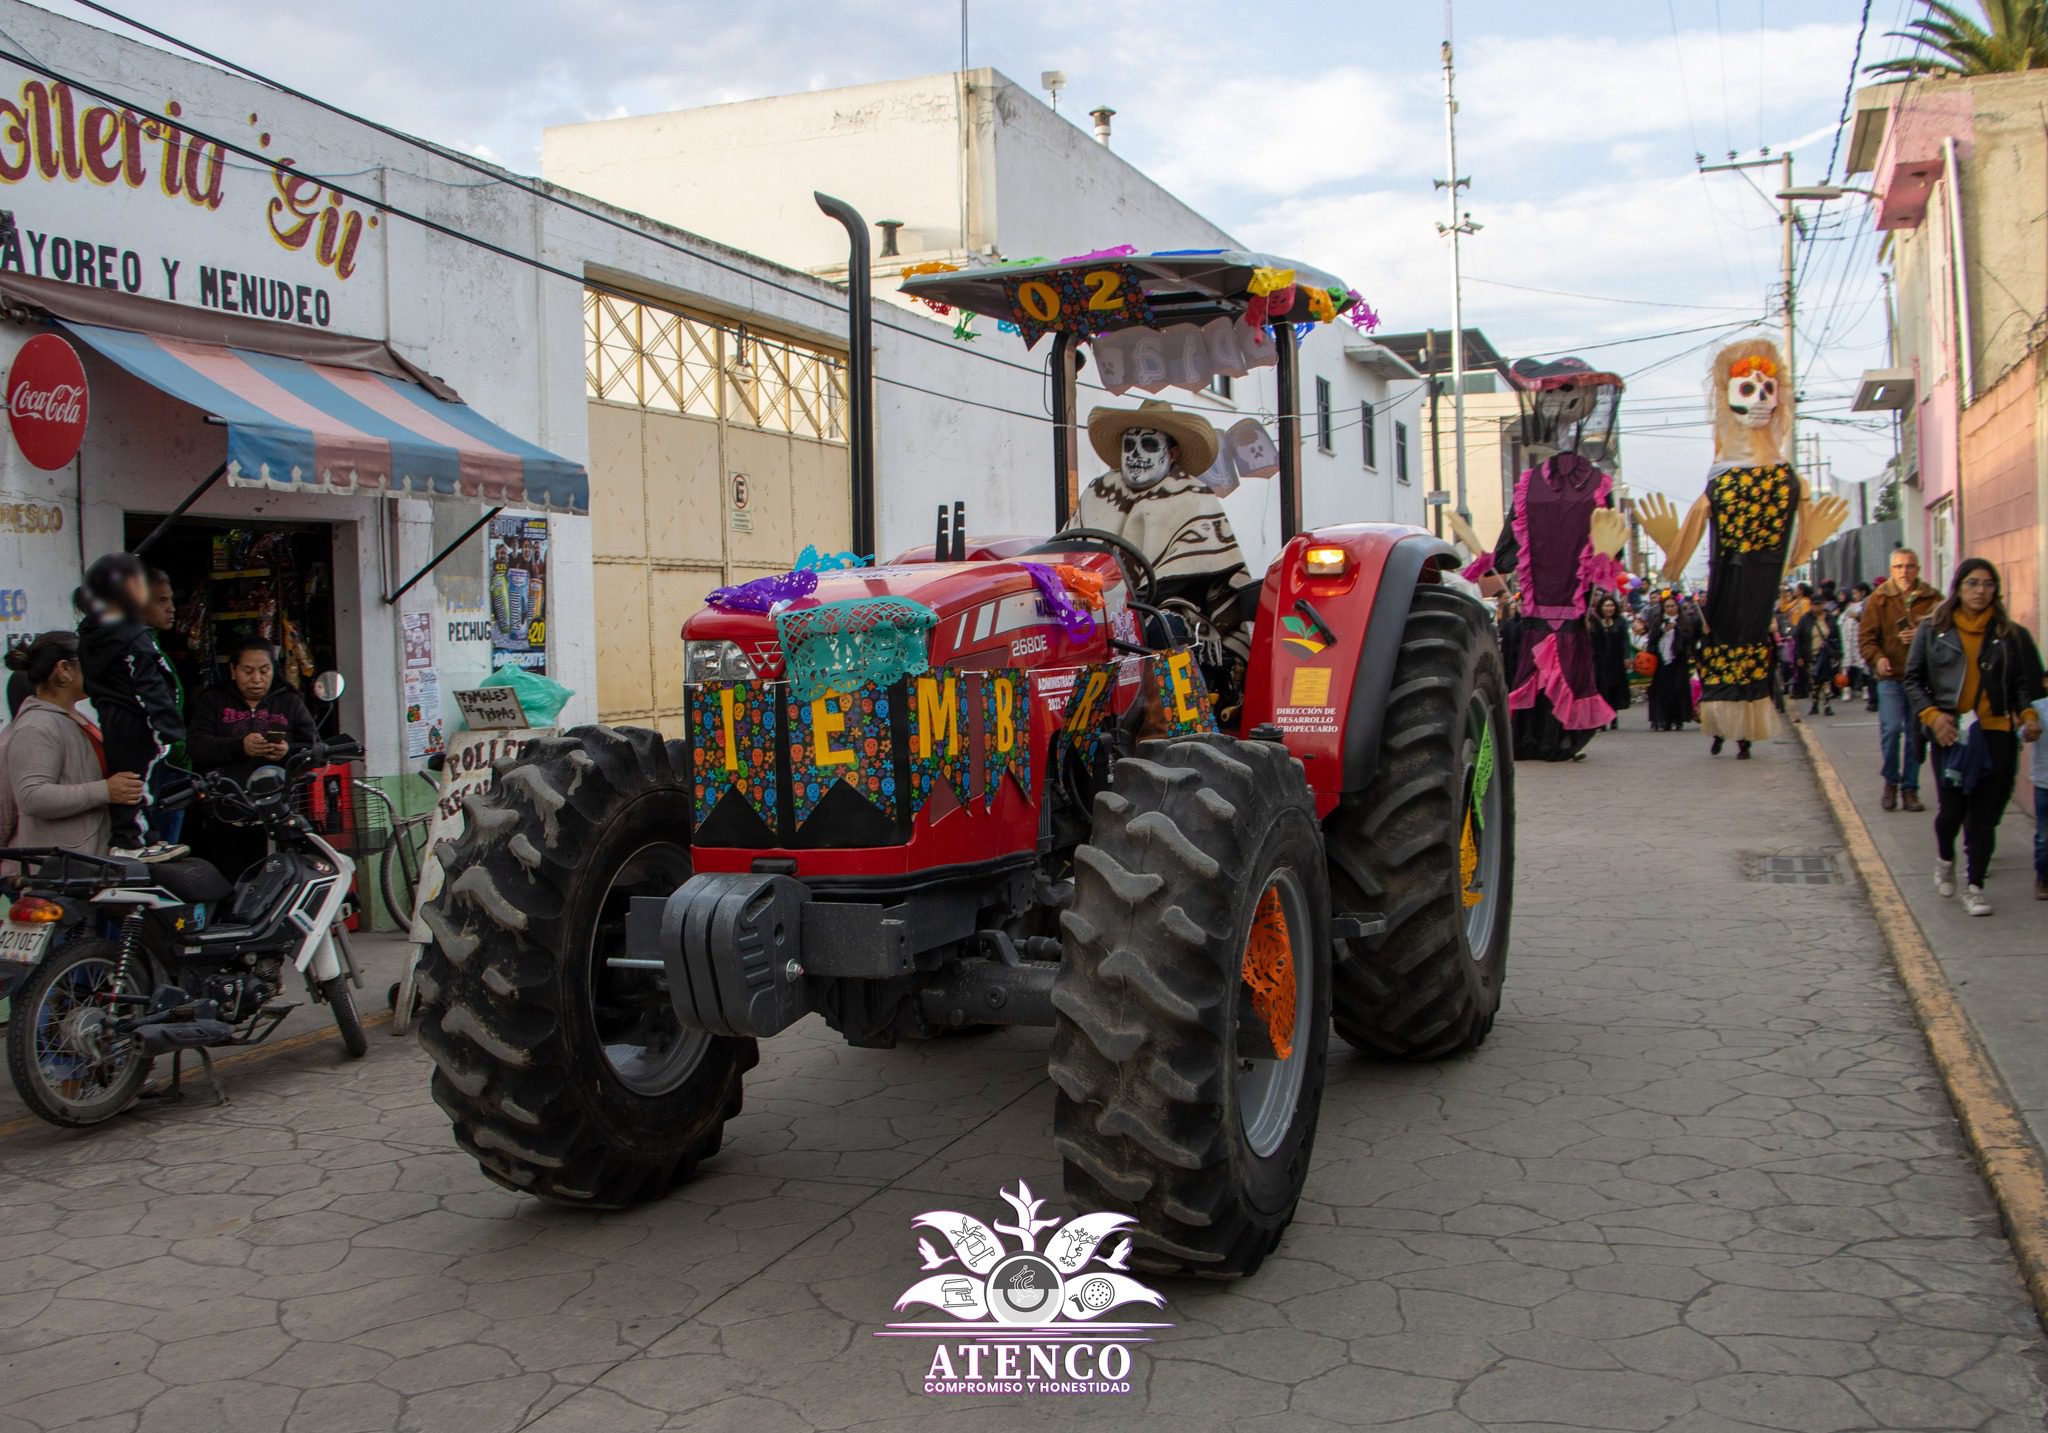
left=40, top=0, right=1909, bottom=507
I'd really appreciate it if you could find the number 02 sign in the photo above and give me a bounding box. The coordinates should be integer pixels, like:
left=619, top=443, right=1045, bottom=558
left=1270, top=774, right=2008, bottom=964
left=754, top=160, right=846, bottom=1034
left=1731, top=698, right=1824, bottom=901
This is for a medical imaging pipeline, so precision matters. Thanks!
left=1002, top=264, right=1150, bottom=344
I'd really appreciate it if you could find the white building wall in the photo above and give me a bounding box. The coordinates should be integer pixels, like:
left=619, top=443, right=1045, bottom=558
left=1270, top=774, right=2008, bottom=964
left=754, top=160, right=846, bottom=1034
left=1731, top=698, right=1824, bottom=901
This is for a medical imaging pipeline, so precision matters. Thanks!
left=544, top=67, right=1428, bottom=565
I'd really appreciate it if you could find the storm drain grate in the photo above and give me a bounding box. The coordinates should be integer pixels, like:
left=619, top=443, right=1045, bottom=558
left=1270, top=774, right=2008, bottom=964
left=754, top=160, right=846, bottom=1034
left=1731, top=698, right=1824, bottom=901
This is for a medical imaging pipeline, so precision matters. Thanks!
left=1755, top=852, right=1846, bottom=885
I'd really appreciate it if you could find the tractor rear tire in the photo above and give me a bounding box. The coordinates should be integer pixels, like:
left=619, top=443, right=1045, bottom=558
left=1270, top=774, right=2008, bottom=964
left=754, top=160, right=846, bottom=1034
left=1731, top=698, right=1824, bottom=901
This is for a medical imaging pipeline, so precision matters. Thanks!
left=1328, top=585, right=1513, bottom=1058
left=1051, top=735, right=1331, bottom=1277
left=415, top=725, right=756, bottom=1208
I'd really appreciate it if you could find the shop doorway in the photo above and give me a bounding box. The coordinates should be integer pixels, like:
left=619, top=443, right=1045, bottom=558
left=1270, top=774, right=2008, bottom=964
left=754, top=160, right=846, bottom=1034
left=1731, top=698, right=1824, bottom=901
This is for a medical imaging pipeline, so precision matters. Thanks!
left=122, top=514, right=340, bottom=708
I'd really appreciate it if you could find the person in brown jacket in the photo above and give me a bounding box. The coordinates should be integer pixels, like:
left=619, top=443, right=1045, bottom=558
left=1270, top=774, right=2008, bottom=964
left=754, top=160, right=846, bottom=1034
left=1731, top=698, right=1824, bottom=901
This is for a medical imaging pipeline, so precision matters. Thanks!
left=1859, top=548, right=1943, bottom=811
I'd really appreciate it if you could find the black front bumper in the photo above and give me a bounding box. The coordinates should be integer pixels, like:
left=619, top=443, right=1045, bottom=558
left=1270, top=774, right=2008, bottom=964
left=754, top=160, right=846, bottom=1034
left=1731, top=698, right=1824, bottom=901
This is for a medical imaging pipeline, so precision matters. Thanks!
left=625, top=866, right=1031, bottom=1039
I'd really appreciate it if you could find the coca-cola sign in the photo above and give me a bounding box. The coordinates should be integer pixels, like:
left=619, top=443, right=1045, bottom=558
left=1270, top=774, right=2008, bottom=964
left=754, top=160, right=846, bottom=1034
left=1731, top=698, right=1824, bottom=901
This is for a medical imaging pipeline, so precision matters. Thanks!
left=7, top=334, right=89, bottom=471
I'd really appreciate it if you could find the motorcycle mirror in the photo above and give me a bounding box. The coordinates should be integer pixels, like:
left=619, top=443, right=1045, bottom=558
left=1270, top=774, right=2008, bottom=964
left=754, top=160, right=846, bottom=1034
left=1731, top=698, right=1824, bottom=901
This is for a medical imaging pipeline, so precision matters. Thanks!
left=245, top=765, right=289, bottom=798
left=312, top=671, right=346, bottom=702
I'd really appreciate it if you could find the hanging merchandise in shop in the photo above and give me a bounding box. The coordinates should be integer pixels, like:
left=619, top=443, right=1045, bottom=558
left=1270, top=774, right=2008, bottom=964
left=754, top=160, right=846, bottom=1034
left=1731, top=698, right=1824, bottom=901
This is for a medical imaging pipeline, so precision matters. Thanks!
left=487, top=514, right=548, bottom=673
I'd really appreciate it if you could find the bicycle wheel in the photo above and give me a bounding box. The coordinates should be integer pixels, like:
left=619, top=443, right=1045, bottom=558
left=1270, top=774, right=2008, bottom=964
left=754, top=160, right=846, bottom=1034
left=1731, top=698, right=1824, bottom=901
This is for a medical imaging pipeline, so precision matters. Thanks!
left=380, top=821, right=426, bottom=932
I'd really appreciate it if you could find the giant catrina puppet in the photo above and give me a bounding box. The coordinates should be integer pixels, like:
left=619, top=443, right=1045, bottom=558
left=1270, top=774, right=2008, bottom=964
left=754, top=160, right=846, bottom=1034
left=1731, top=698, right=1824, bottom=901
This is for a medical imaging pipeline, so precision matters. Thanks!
left=1636, top=339, right=1849, bottom=758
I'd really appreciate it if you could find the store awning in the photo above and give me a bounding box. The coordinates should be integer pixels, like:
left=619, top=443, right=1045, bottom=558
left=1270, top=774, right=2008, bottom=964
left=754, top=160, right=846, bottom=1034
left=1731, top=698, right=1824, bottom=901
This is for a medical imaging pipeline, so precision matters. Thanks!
left=59, top=321, right=588, bottom=515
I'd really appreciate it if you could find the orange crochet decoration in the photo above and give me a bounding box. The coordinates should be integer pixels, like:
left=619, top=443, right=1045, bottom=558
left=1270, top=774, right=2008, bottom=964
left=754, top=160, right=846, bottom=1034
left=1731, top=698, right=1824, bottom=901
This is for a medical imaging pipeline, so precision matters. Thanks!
left=1054, top=563, right=1108, bottom=610
left=1241, top=886, right=1296, bottom=1060
left=1460, top=810, right=1485, bottom=909
left=1728, top=356, right=1778, bottom=379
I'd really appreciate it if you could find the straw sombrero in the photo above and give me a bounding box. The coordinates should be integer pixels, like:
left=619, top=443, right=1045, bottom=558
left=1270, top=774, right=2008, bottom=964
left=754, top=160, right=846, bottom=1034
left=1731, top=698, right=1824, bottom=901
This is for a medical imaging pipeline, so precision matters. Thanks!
left=1086, top=399, right=1220, bottom=477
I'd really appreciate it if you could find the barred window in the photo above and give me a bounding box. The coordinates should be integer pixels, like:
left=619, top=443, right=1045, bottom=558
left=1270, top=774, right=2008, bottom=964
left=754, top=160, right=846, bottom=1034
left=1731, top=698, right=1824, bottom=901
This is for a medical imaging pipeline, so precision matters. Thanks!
left=584, top=290, right=847, bottom=442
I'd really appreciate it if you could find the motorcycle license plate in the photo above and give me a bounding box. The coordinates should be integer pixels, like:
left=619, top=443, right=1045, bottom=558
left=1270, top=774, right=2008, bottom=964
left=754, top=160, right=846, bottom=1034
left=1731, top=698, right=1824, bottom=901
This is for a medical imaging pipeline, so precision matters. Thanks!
left=0, top=920, right=55, bottom=971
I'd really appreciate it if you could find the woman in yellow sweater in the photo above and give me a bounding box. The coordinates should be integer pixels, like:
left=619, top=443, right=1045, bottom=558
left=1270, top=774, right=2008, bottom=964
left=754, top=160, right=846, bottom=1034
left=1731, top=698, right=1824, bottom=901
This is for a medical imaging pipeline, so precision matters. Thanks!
left=1904, top=558, right=2045, bottom=916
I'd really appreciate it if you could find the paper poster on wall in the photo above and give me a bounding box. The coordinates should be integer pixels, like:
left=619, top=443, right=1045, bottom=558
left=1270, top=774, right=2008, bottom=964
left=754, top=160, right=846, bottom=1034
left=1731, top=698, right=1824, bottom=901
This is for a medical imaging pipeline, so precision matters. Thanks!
left=401, top=611, right=434, bottom=670
left=403, top=668, right=443, bottom=760
left=487, top=515, right=549, bottom=673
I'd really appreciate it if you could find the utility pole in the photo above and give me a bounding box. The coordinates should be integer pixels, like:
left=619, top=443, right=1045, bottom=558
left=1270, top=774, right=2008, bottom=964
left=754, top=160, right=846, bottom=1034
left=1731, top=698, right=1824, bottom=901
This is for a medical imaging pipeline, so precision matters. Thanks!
left=1424, top=330, right=1446, bottom=539
left=1699, top=151, right=1800, bottom=460
left=1436, top=4, right=1480, bottom=525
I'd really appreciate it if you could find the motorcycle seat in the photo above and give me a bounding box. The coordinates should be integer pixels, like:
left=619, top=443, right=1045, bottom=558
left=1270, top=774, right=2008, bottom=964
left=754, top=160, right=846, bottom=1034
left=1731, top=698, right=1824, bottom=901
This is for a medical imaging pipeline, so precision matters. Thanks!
left=149, top=857, right=235, bottom=907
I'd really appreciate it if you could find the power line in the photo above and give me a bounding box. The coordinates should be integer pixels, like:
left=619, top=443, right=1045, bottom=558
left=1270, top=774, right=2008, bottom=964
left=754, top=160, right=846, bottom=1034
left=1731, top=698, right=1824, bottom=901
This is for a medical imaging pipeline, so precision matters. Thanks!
left=35, top=1, right=1062, bottom=383
left=1519, top=316, right=1766, bottom=360
left=1466, top=276, right=1750, bottom=312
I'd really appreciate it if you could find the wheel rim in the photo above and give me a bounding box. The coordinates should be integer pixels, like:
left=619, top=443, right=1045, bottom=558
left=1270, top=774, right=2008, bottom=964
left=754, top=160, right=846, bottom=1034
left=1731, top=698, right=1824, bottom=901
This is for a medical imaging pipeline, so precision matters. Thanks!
left=1460, top=692, right=1505, bottom=958
left=30, top=952, right=143, bottom=1115
left=1236, top=869, right=1312, bottom=1159
left=587, top=841, right=709, bottom=1097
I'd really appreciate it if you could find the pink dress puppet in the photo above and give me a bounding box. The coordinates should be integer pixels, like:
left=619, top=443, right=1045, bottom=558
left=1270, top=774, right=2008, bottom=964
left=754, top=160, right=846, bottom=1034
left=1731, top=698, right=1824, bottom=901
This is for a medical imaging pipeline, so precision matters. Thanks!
left=1465, top=359, right=1627, bottom=762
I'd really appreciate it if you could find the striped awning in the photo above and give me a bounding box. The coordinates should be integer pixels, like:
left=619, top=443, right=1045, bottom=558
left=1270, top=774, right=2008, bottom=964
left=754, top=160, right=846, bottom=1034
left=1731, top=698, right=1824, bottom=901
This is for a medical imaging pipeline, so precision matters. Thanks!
left=61, top=321, right=588, bottom=515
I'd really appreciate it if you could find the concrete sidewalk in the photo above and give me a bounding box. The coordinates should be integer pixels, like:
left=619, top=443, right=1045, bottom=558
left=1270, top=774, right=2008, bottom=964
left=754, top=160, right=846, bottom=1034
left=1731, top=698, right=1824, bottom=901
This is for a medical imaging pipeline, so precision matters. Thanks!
left=1800, top=705, right=2048, bottom=1153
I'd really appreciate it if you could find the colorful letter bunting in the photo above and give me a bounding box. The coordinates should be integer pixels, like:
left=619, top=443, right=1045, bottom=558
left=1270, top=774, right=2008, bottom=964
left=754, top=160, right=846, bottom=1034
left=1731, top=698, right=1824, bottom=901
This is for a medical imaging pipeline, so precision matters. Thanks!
left=1147, top=649, right=1217, bottom=737
left=909, top=671, right=974, bottom=815
left=981, top=670, right=1031, bottom=810
left=690, top=679, right=779, bottom=828
left=685, top=648, right=1210, bottom=835
left=1057, top=664, right=1119, bottom=766
left=787, top=683, right=896, bottom=824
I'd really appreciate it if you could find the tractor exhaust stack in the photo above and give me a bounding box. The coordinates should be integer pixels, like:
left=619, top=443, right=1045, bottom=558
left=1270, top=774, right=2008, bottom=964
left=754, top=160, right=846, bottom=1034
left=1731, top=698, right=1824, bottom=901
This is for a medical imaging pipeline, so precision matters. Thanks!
left=815, top=192, right=877, bottom=558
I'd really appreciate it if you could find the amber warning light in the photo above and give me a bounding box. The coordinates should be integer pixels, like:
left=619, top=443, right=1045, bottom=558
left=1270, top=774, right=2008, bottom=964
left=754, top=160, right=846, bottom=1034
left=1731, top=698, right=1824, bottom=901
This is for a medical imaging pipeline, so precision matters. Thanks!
left=6, top=896, right=64, bottom=924
left=1302, top=546, right=1351, bottom=577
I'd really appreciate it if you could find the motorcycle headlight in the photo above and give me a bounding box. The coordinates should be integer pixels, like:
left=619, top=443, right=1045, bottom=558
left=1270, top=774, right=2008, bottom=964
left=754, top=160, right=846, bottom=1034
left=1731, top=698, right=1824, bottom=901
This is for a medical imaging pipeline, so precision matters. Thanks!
left=685, top=639, right=758, bottom=684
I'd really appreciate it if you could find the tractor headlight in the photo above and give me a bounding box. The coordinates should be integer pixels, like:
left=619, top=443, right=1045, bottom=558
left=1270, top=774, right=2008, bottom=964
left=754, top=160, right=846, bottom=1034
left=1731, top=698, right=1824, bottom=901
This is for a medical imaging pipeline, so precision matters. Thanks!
left=685, top=639, right=758, bottom=684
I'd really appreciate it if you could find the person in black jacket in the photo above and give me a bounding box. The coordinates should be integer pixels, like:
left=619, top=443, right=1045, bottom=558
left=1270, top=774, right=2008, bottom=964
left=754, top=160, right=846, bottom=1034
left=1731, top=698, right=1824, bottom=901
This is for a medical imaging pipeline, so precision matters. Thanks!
left=75, top=552, right=187, bottom=861
left=186, top=637, right=319, bottom=881
left=1587, top=593, right=1633, bottom=731
left=1903, top=558, right=2044, bottom=915
left=1643, top=596, right=1698, bottom=735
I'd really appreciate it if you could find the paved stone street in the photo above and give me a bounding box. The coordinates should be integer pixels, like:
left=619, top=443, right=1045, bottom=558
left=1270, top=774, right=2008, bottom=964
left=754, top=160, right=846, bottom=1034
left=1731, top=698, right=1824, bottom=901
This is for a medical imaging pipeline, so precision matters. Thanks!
left=3, top=723, right=2046, bottom=1431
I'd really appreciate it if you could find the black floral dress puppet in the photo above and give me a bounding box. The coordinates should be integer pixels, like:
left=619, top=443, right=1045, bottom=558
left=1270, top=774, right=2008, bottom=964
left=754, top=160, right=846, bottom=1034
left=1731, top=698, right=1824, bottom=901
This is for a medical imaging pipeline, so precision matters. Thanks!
left=1636, top=339, right=1849, bottom=758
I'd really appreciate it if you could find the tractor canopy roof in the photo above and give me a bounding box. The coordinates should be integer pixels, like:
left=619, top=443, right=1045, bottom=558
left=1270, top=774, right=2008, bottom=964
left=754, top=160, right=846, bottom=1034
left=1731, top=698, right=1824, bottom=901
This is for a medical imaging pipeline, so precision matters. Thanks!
left=898, top=249, right=1361, bottom=334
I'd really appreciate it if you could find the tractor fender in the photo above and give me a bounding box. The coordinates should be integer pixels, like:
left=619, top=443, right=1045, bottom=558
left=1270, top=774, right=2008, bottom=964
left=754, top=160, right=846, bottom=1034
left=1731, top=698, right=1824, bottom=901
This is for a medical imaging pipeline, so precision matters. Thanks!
left=1338, top=532, right=1461, bottom=795
left=1241, top=525, right=1461, bottom=815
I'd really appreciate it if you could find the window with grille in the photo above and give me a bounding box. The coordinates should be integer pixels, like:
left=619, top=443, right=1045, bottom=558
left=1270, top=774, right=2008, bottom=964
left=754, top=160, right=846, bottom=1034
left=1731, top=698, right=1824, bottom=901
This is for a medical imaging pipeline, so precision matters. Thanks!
left=1395, top=420, right=1411, bottom=483
left=1361, top=402, right=1377, bottom=469
left=1315, top=377, right=1333, bottom=452
left=584, top=290, right=848, bottom=442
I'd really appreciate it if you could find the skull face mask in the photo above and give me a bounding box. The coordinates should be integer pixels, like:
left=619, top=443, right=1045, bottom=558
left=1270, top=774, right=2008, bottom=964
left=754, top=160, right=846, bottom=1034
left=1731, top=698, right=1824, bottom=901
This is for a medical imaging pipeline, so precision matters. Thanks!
left=1121, top=428, right=1175, bottom=490
left=1726, top=373, right=1779, bottom=430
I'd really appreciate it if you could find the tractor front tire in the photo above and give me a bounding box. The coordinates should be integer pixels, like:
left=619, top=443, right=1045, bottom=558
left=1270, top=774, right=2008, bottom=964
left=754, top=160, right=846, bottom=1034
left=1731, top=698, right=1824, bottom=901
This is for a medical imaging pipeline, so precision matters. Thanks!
left=1052, top=735, right=1331, bottom=1277
left=1328, top=585, right=1513, bottom=1058
left=416, top=725, right=756, bottom=1207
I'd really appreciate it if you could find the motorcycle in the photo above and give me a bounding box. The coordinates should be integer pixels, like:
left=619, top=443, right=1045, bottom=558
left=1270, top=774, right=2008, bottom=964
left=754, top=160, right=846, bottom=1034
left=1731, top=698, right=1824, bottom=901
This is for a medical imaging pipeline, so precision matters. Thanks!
left=0, top=733, right=369, bottom=1128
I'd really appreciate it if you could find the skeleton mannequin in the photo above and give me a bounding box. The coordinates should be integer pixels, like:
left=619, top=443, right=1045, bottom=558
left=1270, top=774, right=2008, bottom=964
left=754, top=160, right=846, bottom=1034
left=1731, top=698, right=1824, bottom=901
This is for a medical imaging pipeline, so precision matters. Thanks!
left=1071, top=400, right=1257, bottom=665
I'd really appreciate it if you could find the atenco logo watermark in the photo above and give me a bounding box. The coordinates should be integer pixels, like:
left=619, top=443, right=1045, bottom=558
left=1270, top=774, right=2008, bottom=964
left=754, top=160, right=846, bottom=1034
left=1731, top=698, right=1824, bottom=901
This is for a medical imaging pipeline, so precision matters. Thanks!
left=873, top=1181, right=1170, bottom=1397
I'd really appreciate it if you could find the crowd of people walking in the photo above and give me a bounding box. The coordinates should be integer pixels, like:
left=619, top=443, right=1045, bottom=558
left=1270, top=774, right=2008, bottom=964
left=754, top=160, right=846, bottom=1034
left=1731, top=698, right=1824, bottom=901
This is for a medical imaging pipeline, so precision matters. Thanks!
left=1551, top=545, right=2044, bottom=913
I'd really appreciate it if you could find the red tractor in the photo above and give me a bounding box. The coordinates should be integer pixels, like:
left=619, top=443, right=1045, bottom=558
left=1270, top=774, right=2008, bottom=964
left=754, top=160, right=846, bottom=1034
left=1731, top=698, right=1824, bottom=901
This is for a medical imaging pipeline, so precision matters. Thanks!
left=417, top=209, right=1513, bottom=1276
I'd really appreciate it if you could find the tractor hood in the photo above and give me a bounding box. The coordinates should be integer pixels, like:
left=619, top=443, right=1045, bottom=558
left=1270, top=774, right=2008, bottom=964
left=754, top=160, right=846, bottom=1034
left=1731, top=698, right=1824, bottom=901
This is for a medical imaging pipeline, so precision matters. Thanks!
left=682, top=554, right=1125, bottom=678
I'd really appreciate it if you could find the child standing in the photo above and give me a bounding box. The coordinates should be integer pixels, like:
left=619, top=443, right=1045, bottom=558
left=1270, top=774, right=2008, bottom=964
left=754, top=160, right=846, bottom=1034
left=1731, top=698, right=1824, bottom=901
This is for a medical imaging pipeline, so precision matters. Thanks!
left=75, top=552, right=187, bottom=862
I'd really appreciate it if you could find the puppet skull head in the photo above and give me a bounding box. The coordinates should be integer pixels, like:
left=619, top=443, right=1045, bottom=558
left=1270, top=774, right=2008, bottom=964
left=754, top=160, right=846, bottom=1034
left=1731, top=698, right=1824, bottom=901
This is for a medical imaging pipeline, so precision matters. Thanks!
left=1121, top=428, right=1176, bottom=490
left=1535, top=382, right=1599, bottom=432
left=1726, top=367, right=1779, bottom=430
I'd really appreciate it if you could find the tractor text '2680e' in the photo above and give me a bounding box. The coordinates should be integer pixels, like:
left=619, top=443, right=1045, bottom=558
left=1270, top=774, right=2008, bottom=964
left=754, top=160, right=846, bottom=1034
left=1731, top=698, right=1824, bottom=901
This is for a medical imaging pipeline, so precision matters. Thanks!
left=417, top=201, right=1512, bottom=1276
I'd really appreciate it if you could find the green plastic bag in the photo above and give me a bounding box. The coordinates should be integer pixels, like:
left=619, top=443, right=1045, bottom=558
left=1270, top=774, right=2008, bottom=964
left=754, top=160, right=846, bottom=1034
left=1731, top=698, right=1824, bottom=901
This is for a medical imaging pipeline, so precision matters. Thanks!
left=478, top=666, right=574, bottom=728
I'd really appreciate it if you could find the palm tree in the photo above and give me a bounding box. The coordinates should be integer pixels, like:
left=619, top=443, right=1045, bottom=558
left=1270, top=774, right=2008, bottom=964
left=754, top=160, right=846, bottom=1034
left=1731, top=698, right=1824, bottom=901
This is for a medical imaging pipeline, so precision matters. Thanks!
left=1867, top=0, right=2048, bottom=77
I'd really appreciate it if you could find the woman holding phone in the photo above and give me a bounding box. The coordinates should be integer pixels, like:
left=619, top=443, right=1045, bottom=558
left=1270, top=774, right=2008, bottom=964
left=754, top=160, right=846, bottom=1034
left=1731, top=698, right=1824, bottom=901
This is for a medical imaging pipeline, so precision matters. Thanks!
left=187, top=637, right=319, bottom=880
